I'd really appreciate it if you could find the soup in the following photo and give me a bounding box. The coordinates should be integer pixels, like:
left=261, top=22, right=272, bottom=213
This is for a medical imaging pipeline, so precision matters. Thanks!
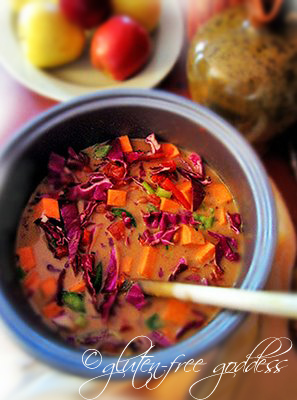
left=16, top=134, right=243, bottom=354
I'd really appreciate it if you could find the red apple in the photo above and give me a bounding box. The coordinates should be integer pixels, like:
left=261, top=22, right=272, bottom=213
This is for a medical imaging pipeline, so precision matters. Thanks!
left=59, top=0, right=109, bottom=29
left=90, top=15, right=151, bottom=81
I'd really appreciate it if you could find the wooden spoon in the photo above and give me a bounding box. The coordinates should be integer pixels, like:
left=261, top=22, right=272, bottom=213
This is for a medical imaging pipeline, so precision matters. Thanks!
left=140, top=280, right=297, bottom=319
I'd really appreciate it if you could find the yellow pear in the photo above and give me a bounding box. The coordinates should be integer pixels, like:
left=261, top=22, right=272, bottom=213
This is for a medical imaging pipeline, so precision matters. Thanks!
left=10, top=0, right=58, bottom=14
left=17, top=2, right=86, bottom=68
left=111, top=0, right=161, bottom=32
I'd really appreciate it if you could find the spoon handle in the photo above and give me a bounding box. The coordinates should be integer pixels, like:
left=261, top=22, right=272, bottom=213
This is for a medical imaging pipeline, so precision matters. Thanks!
left=140, top=280, right=297, bottom=319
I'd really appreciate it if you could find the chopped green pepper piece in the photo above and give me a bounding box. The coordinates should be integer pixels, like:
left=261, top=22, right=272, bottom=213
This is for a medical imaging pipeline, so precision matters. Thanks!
left=142, top=181, right=155, bottom=195
left=62, top=291, right=85, bottom=313
left=91, top=262, right=103, bottom=294
left=146, top=313, right=163, bottom=331
left=193, top=213, right=215, bottom=230
left=111, top=208, right=137, bottom=227
left=94, top=145, right=112, bottom=159
left=156, top=186, right=172, bottom=199
left=165, top=245, right=169, bottom=250
left=75, top=315, right=88, bottom=328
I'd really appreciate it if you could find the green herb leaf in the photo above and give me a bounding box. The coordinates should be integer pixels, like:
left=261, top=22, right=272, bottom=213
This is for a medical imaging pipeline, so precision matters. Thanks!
left=145, top=313, right=163, bottom=331
left=111, top=208, right=137, bottom=227
left=62, top=291, right=85, bottom=313
left=165, top=245, right=169, bottom=250
left=94, top=145, right=112, bottom=159
left=91, top=262, right=103, bottom=294
left=193, top=213, right=215, bottom=230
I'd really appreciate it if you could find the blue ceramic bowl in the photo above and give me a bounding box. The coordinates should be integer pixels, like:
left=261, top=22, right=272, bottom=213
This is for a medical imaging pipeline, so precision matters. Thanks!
left=0, top=89, right=276, bottom=378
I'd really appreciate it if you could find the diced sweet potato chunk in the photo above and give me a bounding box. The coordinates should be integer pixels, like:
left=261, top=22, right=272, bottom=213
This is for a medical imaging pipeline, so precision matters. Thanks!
left=138, top=246, right=158, bottom=279
left=161, top=143, right=180, bottom=158
left=35, top=198, right=60, bottom=220
left=17, top=246, right=36, bottom=271
left=119, top=135, right=133, bottom=153
left=121, top=256, right=133, bottom=276
left=23, top=270, right=40, bottom=290
left=42, top=302, right=64, bottom=318
left=179, top=224, right=205, bottom=246
left=107, top=190, right=127, bottom=207
left=207, top=183, right=232, bottom=205
left=40, top=277, right=57, bottom=298
left=216, top=207, right=227, bottom=225
left=195, top=241, right=216, bottom=264
left=159, top=198, right=180, bottom=213
left=69, top=281, right=86, bottom=293
left=162, top=299, right=191, bottom=325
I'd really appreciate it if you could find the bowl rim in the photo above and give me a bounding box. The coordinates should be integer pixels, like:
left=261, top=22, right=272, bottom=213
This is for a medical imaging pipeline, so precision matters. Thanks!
left=0, top=89, right=277, bottom=378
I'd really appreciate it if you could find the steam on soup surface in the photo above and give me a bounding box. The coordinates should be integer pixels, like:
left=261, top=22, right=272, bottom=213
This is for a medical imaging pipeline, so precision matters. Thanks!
left=16, top=134, right=243, bottom=354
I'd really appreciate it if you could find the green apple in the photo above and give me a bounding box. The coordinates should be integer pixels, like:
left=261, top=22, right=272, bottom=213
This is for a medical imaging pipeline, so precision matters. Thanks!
left=111, top=0, right=161, bottom=32
left=17, top=2, right=86, bottom=68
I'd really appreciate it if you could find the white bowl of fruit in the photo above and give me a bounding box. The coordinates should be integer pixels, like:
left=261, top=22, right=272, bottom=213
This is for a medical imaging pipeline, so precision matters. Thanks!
left=0, top=0, right=183, bottom=101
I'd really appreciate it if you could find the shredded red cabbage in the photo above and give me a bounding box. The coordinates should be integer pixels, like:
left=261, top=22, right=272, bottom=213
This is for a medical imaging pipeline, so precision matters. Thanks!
left=177, top=156, right=211, bottom=186
left=150, top=331, right=172, bottom=348
left=80, top=253, right=96, bottom=297
left=61, top=203, right=82, bottom=270
left=100, top=293, right=118, bottom=322
left=102, top=246, right=118, bottom=292
left=35, top=217, right=68, bottom=259
left=107, top=138, right=124, bottom=161
left=142, top=211, right=198, bottom=230
left=169, top=257, right=188, bottom=281
left=67, top=173, right=113, bottom=201
left=208, top=231, right=240, bottom=266
left=139, top=162, right=146, bottom=178
left=176, top=319, right=205, bottom=340
left=80, top=329, right=113, bottom=345
left=140, top=226, right=179, bottom=246
left=145, top=133, right=161, bottom=154
left=66, top=147, right=90, bottom=170
left=143, top=211, right=162, bottom=229
left=80, top=201, right=98, bottom=228
left=150, top=164, right=173, bottom=175
left=126, top=283, right=148, bottom=310
left=48, top=152, right=74, bottom=189
left=125, top=151, right=145, bottom=164
left=191, top=180, right=205, bottom=211
left=179, top=211, right=198, bottom=226
left=226, top=212, right=242, bottom=234
left=189, top=153, right=205, bottom=180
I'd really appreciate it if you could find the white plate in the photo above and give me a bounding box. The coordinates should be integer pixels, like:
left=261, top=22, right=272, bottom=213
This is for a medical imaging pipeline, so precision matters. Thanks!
left=0, top=0, right=183, bottom=102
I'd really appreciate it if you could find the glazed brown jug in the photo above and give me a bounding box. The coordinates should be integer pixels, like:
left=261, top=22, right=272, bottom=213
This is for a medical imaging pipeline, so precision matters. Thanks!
left=187, top=0, right=297, bottom=145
